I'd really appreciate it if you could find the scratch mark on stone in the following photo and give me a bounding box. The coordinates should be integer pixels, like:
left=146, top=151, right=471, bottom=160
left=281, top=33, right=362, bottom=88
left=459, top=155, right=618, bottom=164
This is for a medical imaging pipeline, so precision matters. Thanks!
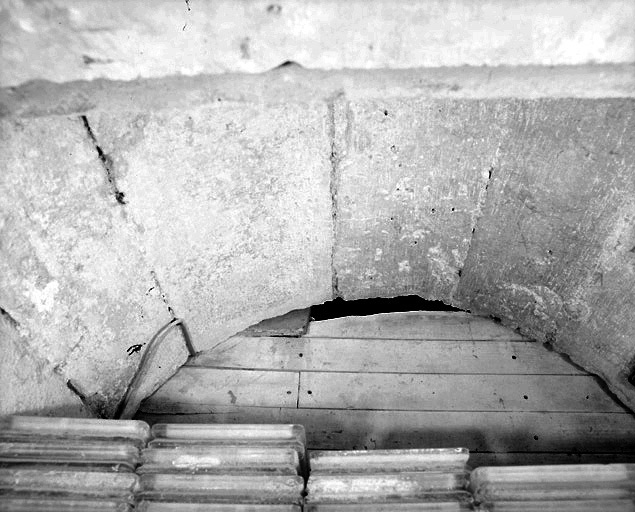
left=150, top=270, right=176, bottom=317
left=185, top=0, right=191, bottom=11
left=80, top=115, right=127, bottom=205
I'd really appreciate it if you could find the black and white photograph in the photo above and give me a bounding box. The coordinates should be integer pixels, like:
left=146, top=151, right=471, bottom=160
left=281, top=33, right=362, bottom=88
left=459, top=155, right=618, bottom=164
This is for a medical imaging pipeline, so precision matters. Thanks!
left=1, top=0, right=635, bottom=509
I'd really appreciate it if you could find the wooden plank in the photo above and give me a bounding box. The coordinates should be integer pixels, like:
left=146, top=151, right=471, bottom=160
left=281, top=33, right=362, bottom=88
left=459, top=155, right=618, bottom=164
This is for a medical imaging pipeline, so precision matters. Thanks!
left=135, top=408, right=635, bottom=454
left=306, top=312, right=526, bottom=341
left=240, top=309, right=311, bottom=337
left=144, top=369, right=298, bottom=409
left=306, top=312, right=472, bottom=340
left=298, top=373, right=626, bottom=413
left=188, top=336, right=584, bottom=375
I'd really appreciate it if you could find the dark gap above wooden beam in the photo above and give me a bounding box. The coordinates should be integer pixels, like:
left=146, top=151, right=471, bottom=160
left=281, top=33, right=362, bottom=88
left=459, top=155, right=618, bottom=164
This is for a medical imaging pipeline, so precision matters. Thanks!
left=311, top=296, right=461, bottom=321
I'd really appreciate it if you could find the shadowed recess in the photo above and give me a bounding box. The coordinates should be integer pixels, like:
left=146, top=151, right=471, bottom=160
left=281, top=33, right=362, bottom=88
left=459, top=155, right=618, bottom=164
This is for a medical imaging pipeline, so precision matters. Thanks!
left=310, top=296, right=461, bottom=321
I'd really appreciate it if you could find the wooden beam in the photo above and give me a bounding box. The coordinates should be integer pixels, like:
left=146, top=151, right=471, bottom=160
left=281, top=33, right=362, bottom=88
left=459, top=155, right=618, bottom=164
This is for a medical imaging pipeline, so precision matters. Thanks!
left=298, top=373, right=626, bottom=413
left=145, top=369, right=299, bottom=409
left=136, top=408, right=635, bottom=454
left=188, top=336, right=584, bottom=375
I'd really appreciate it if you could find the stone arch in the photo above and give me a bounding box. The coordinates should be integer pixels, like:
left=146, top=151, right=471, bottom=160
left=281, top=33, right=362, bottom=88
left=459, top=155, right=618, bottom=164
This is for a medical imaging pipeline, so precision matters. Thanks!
left=1, top=70, right=635, bottom=418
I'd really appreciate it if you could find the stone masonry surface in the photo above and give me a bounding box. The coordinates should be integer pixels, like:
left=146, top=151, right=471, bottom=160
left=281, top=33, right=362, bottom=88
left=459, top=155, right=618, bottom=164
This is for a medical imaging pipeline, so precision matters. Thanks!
left=1, top=66, right=635, bottom=415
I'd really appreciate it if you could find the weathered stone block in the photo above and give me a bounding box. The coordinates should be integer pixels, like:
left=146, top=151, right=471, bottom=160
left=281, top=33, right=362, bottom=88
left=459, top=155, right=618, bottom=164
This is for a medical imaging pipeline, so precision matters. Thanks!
left=0, top=116, right=179, bottom=416
left=2, top=67, right=635, bottom=416
left=333, top=98, right=496, bottom=302
left=89, top=101, right=333, bottom=354
left=0, top=315, right=92, bottom=418
left=454, top=99, right=635, bottom=410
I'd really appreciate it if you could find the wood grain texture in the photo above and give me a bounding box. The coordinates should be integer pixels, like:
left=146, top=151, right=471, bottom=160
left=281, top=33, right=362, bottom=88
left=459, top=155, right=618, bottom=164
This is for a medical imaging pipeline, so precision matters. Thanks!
left=298, top=373, right=625, bottom=412
left=188, top=336, right=583, bottom=375
left=144, top=369, right=299, bottom=409
left=306, top=312, right=526, bottom=341
left=141, top=310, right=635, bottom=463
left=136, top=407, right=635, bottom=454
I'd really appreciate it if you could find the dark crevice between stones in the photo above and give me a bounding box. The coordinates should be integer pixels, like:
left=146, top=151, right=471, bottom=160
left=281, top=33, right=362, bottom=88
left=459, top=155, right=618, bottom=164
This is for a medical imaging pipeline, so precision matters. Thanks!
left=311, top=295, right=461, bottom=321
left=273, top=60, right=302, bottom=70
left=0, top=306, right=20, bottom=330
left=327, top=94, right=344, bottom=299
left=80, top=115, right=127, bottom=205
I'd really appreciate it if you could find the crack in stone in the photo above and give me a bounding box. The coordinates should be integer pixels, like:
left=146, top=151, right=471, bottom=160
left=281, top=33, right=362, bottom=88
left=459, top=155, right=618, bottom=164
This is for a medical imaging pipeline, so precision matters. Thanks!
left=150, top=270, right=176, bottom=318
left=456, top=151, right=498, bottom=294
left=80, top=115, right=127, bottom=205
left=327, top=94, right=345, bottom=299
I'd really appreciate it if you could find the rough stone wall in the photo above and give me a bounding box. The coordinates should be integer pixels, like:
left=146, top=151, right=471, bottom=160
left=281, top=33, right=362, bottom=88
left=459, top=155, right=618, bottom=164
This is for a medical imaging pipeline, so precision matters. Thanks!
left=2, top=66, right=635, bottom=417
left=2, top=0, right=634, bottom=86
